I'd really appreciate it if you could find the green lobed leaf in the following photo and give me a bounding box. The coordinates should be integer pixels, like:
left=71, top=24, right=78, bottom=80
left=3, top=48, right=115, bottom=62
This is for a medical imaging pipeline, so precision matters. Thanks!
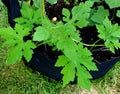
left=62, top=8, right=70, bottom=22
left=0, top=27, right=18, bottom=40
left=55, top=33, right=97, bottom=89
left=77, top=44, right=98, bottom=71
left=55, top=24, right=80, bottom=51
left=91, top=6, right=109, bottom=24
left=0, top=24, right=30, bottom=47
left=96, top=17, right=120, bottom=53
left=0, top=24, right=36, bottom=65
left=76, top=65, right=92, bottom=90
left=33, top=26, right=50, bottom=41
left=33, top=9, right=42, bottom=24
left=71, top=1, right=94, bottom=28
left=63, top=40, right=77, bottom=62
left=105, top=0, right=120, bottom=9
left=33, top=0, right=41, bottom=8
left=55, top=55, right=69, bottom=67
left=15, top=24, right=30, bottom=37
left=7, top=40, right=36, bottom=65
left=23, top=40, right=36, bottom=62
left=7, top=44, right=23, bottom=65
left=20, top=3, right=33, bottom=19
left=87, top=9, right=97, bottom=26
left=14, top=3, right=41, bottom=31
left=65, top=24, right=80, bottom=41
left=61, top=62, right=75, bottom=87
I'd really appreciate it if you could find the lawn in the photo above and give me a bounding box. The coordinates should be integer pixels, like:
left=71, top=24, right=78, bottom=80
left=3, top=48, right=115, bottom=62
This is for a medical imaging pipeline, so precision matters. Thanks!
left=0, top=1, right=120, bottom=94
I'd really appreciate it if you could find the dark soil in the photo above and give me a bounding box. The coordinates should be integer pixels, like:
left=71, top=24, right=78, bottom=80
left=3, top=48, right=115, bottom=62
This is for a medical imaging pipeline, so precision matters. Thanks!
left=41, top=0, right=120, bottom=63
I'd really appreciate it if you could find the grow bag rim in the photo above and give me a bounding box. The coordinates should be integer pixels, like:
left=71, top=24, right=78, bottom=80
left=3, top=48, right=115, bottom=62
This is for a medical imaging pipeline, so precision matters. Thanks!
left=25, top=48, right=120, bottom=82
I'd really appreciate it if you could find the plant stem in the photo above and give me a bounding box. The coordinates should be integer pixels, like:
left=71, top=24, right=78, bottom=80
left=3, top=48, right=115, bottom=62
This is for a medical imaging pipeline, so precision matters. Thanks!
left=40, top=0, right=46, bottom=24
left=36, top=40, right=50, bottom=47
left=83, top=43, right=104, bottom=47
left=41, top=0, right=45, bottom=18
left=84, top=39, right=105, bottom=50
left=90, top=39, right=102, bottom=50
left=72, top=38, right=104, bottom=47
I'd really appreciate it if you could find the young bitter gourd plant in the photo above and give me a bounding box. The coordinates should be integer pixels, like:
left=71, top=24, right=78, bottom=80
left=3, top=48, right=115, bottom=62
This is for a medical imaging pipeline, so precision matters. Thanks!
left=1, top=0, right=120, bottom=90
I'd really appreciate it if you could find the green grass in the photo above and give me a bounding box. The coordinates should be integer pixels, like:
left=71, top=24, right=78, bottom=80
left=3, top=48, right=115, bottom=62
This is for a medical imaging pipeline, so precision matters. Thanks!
left=92, top=62, right=120, bottom=94
left=0, top=1, right=120, bottom=94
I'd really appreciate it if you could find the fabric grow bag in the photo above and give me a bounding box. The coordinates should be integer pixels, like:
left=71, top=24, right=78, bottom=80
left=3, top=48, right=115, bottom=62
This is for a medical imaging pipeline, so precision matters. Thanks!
left=2, top=0, right=120, bottom=82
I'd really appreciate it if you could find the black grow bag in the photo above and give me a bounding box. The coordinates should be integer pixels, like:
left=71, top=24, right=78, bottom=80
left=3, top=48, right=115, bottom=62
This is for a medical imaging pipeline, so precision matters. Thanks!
left=2, top=0, right=120, bottom=82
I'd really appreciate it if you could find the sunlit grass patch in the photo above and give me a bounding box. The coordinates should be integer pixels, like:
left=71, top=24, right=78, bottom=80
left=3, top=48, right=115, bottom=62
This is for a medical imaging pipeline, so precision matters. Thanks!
left=0, top=1, right=8, bottom=27
left=0, top=61, right=62, bottom=94
left=92, top=62, right=120, bottom=94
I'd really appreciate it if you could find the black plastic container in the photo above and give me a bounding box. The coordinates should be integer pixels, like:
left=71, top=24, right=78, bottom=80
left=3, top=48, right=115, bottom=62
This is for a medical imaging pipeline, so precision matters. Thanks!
left=25, top=48, right=120, bottom=82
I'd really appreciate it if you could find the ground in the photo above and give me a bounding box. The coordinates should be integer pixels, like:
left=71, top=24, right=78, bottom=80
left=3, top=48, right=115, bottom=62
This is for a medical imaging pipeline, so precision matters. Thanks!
left=0, top=0, right=120, bottom=94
